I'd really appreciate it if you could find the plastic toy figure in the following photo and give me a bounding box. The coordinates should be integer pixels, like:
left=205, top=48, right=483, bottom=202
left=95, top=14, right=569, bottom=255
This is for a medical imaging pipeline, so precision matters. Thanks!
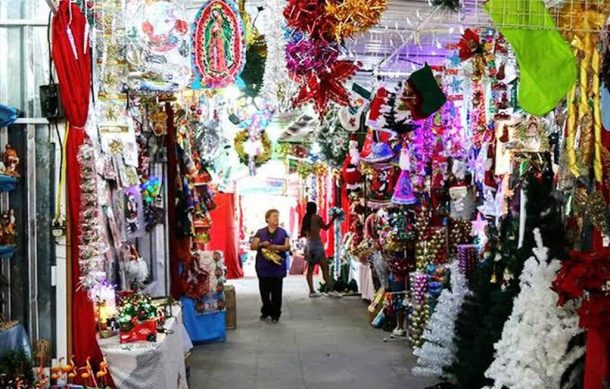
left=3, top=144, right=19, bottom=177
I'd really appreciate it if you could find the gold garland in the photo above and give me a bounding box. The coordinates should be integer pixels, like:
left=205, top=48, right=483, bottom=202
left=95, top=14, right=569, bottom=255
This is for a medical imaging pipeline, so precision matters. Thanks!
left=233, top=130, right=273, bottom=167
left=559, top=4, right=608, bottom=182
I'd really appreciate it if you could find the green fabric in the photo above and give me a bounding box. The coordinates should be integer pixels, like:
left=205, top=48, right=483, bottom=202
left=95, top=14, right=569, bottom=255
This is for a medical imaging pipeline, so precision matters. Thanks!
left=485, top=0, right=577, bottom=116
left=408, top=64, right=447, bottom=118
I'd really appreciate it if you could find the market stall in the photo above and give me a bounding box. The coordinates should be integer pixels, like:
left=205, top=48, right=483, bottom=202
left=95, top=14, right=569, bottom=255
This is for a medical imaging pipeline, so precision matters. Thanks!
left=0, top=0, right=607, bottom=386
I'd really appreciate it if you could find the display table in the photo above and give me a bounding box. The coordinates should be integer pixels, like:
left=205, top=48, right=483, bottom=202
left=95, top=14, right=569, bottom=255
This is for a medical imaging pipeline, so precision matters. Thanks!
left=350, top=260, right=375, bottom=301
left=0, top=322, right=31, bottom=356
left=98, top=306, right=190, bottom=389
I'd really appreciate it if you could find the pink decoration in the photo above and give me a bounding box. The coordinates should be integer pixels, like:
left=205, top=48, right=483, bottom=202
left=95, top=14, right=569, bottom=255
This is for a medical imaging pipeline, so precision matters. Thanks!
left=285, top=37, right=339, bottom=77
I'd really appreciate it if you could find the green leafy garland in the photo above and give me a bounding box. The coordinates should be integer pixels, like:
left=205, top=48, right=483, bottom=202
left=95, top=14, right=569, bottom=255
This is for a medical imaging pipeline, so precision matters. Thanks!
left=315, top=110, right=349, bottom=169
left=118, top=294, right=158, bottom=332
left=240, top=43, right=267, bottom=98
left=234, top=130, right=273, bottom=167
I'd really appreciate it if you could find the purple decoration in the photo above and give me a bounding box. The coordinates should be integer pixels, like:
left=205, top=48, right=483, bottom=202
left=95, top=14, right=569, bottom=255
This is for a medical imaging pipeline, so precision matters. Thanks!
left=285, top=36, right=339, bottom=77
left=457, top=244, right=477, bottom=279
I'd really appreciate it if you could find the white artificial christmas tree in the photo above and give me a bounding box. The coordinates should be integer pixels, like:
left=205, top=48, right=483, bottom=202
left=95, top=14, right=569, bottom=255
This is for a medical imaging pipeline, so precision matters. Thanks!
left=412, top=261, right=471, bottom=378
left=484, top=228, right=584, bottom=389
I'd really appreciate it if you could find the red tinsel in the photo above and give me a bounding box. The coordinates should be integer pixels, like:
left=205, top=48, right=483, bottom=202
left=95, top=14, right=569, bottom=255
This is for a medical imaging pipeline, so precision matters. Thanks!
left=284, top=0, right=337, bottom=41
left=292, top=60, right=359, bottom=114
left=552, top=250, right=610, bottom=331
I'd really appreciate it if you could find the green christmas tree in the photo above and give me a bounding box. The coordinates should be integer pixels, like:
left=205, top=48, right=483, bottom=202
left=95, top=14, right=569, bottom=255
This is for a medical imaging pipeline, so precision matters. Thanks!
left=448, top=154, right=567, bottom=388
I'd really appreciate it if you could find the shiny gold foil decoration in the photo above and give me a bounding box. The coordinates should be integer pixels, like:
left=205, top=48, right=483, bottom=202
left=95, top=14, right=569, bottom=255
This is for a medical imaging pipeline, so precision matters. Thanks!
left=558, top=2, right=608, bottom=182
left=324, top=0, right=388, bottom=41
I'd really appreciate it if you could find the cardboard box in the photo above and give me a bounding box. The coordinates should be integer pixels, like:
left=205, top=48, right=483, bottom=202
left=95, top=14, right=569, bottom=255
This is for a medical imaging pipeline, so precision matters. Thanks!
left=225, top=284, right=236, bottom=330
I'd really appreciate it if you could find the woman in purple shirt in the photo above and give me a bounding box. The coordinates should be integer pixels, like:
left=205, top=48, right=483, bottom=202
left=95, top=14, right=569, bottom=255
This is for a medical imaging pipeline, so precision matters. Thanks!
left=250, top=209, right=291, bottom=323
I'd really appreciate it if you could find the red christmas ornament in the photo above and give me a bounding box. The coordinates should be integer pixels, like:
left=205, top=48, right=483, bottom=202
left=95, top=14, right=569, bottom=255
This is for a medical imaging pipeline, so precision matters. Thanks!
left=292, top=60, right=359, bottom=114
left=284, top=0, right=337, bottom=41
left=458, top=29, right=483, bottom=61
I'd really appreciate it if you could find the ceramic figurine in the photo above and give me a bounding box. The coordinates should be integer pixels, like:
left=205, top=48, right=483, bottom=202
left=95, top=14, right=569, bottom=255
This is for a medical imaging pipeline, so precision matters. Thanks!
left=3, top=144, right=19, bottom=177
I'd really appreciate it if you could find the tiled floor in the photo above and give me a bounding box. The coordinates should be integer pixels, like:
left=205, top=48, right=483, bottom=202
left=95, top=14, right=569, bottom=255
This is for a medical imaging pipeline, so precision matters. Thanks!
left=189, top=276, right=437, bottom=389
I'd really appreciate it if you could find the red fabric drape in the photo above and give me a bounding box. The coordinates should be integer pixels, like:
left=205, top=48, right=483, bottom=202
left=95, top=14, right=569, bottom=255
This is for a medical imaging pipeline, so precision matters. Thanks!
left=165, top=103, right=183, bottom=298
left=52, top=1, right=109, bottom=381
left=206, top=193, right=243, bottom=279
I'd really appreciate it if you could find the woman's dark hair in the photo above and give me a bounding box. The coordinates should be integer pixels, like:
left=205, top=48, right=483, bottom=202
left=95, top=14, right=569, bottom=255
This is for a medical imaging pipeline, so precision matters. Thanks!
left=300, top=202, right=317, bottom=237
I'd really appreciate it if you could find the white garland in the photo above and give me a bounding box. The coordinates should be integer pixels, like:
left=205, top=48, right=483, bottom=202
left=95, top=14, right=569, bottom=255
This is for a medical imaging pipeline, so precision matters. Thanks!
left=258, top=0, right=293, bottom=111
left=484, top=229, right=584, bottom=389
left=412, top=261, right=471, bottom=378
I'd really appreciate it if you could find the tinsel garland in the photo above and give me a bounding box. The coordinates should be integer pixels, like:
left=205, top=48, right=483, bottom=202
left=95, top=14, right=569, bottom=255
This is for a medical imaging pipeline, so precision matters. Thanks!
left=241, top=43, right=266, bottom=98
left=413, top=261, right=471, bottom=378
left=315, top=110, right=349, bottom=168
left=77, top=143, right=108, bottom=293
left=259, top=0, right=293, bottom=110
left=559, top=3, right=607, bottom=182
left=283, top=0, right=336, bottom=41
left=485, top=229, right=584, bottom=389
left=285, top=36, right=339, bottom=76
left=324, top=0, right=387, bottom=41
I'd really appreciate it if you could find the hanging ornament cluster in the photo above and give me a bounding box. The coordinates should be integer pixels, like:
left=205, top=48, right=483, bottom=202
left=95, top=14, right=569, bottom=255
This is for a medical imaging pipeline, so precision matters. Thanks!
left=77, top=143, right=109, bottom=293
left=409, top=272, right=430, bottom=347
left=449, top=219, right=472, bottom=255
left=457, top=244, right=478, bottom=280
left=315, top=109, right=349, bottom=168
left=283, top=0, right=376, bottom=114
left=192, top=0, right=247, bottom=89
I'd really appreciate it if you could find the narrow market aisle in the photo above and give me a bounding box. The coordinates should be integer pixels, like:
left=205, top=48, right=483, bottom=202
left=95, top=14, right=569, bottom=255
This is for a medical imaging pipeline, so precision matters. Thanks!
left=189, top=276, right=436, bottom=389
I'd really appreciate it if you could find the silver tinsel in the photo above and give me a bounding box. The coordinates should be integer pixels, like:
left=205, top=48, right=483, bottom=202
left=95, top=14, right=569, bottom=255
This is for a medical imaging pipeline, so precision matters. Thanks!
left=412, top=261, right=471, bottom=379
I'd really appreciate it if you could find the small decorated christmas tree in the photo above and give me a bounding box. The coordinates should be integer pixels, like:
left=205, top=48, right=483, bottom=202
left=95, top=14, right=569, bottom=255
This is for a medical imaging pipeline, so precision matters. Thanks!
left=412, top=261, right=471, bottom=378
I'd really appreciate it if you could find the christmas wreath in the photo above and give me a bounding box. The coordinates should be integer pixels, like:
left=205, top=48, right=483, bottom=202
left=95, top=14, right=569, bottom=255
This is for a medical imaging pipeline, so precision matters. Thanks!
left=234, top=130, right=273, bottom=167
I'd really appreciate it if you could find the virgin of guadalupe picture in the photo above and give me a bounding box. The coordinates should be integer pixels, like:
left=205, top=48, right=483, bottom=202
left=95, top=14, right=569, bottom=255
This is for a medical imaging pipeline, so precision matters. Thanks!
left=192, top=0, right=246, bottom=89
left=205, top=9, right=234, bottom=75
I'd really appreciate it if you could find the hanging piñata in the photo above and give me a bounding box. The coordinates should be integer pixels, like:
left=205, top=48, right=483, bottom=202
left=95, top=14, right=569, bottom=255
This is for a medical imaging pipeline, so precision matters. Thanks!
left=192, top=0, right=246, bottom=89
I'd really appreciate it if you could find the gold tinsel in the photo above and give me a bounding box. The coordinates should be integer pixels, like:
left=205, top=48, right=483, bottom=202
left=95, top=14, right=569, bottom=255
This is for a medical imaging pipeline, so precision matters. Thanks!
left=558, top=2, right=608, bottom=182
left=324, top=0, right=388, bottom=41
left=587, top=191, right=608, bottom=234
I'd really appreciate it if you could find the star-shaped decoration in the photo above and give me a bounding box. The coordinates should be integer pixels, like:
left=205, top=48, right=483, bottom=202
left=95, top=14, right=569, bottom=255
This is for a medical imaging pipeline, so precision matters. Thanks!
left=471, top=212, right=488, bottom=246
left=293, top=60, right=360, bottom=115
left=448, top=51, right=462, bottom=68
left=450, top=77, right=463, bottom=94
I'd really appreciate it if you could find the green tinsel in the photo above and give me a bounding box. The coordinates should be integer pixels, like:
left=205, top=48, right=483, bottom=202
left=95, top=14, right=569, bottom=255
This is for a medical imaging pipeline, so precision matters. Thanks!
left=240, top=43, right=267, bottom=98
